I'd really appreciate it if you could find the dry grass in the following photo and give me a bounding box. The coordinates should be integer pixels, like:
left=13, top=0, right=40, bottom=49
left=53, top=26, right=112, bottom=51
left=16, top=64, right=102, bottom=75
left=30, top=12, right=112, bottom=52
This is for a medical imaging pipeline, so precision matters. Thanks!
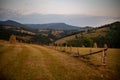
left=49, top=46, right=120, bottom=79
left=0, top=40, right=120, bottom=80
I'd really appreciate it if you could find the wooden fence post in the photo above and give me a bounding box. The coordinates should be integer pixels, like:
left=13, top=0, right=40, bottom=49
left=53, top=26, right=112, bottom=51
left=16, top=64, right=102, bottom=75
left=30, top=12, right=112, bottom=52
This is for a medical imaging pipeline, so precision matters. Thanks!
left=54, top=45, right=56, bottom=50
left=56, top=44, right=58, bottom=50
left=58, top=44, right=60, bottom=51
left=60, top=44, right=62, bottom=51
left=65, top=44, right=67, bottom=52
left=70, top=46, right=72, bottom=54
left=104, top=44, right=108, bottom=49
left=101, top=50, right=106, bottom=67
left=63, top=46, right=66, bottom=52
left=77, top=47, right=79, bottom=55
left=89, top=48, right=92, bottom=54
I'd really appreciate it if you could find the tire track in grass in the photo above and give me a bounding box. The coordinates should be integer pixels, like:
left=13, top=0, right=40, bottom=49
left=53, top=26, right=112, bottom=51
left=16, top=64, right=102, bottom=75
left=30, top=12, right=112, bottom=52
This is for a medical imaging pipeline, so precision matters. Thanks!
left=31, top=45, right=74, bottom=80
left=0, top=43, right=107, bottom=80
left=0, top=44, right=14, bottom=54
left=32, top=45, right=100, bottom=80
left=0, top=44, right=23, bottom=80
left=0, top=44, right=22, bottom=69
left=2, top=44, right=55, bottom=80
left=22, top=44, right=56, bottom=80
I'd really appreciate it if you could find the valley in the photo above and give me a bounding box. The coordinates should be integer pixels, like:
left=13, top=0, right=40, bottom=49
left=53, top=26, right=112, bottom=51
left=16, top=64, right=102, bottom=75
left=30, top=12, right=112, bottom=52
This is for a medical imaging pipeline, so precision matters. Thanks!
left=0, top=20, right=120, bottom=80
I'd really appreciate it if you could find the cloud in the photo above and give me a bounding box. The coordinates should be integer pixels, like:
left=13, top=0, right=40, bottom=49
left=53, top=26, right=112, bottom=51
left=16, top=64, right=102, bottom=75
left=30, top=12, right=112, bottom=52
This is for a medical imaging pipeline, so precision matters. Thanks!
left=0, top=8, right=22, bottom=20
left=0, top=9, right=120, bottom=27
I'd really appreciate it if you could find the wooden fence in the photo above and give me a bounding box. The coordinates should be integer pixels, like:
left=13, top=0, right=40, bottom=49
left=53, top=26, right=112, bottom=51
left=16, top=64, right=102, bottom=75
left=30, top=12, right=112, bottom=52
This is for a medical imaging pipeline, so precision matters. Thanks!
left=50, top=45, right=108, bottom=66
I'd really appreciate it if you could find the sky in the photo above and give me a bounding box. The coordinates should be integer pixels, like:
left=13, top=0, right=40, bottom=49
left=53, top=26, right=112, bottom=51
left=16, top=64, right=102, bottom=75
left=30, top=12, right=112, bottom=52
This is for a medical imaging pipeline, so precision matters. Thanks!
left=0, top=0, right=120, bottom=27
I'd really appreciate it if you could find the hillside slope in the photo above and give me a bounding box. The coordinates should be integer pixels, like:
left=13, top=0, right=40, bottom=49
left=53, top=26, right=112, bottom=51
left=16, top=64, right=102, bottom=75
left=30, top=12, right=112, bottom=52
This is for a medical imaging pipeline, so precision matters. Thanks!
left=55, top=21, right=120, bottom=48
left=0, top=41, right=120, bottom=80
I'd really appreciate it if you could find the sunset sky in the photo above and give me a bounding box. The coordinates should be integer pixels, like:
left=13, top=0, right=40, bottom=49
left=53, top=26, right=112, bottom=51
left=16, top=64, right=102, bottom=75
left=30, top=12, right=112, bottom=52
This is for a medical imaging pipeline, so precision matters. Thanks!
left=0, top=0, right=120, bottom=27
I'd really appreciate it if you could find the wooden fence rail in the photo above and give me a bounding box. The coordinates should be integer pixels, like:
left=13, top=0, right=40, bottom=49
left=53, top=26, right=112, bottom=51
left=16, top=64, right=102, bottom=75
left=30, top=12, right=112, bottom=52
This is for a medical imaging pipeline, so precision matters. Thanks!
left=50, top=46, right=108, bottom=66
left=79, top=48, right=108, bottom=57
left=71, top=48, right=108, bottom=66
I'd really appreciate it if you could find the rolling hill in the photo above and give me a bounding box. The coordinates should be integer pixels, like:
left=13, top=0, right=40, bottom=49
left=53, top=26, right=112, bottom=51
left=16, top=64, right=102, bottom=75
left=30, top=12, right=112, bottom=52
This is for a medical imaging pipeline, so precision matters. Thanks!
left=55, top=21, right=120, bottom=48
left=1, top=20, right=120, bottom=47
left=0, top=20, right=51, bottom=44
left=0, top=20, right=92, bottom=45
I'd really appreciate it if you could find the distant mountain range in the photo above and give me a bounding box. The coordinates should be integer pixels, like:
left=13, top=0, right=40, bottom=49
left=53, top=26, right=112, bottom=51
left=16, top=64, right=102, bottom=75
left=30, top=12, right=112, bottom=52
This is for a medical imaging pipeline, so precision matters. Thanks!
left=0, top=20, right=92, bottom=31
left=0, top=20, right=34, bottom=32
left=0, top=20, right=26, bottom=28
left=26, top=23, right=81, bottom=30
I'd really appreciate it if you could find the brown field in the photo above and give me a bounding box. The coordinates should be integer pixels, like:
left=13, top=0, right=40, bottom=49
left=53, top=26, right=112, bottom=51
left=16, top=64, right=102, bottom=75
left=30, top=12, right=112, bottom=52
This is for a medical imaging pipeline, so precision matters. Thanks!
left=0, top=40, right=120, bottom=80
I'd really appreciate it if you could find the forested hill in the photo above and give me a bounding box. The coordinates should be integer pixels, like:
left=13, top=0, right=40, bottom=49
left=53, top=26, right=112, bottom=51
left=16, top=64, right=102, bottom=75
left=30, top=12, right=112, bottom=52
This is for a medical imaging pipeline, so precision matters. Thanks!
left=0, top=20, right=90, bottom=45
left=0, top=20, right=51, bottom=44
left=55, top=21, right=120, bottom=48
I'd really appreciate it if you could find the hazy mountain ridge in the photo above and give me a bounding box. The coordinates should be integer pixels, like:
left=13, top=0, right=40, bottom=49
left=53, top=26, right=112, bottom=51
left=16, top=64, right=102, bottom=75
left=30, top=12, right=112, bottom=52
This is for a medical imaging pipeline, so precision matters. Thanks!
left=25, top=23, right=82, bottom=30
left=0, top=20, right=35, bottom=32
left=0, top=20, right=26, bottom=28
left=0, top=20, right=92, bottom=31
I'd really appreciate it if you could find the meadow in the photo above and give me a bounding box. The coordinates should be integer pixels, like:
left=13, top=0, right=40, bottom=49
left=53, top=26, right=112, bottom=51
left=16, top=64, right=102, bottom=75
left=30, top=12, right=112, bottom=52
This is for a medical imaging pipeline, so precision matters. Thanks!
left=0, top=40, right=120, bottom=80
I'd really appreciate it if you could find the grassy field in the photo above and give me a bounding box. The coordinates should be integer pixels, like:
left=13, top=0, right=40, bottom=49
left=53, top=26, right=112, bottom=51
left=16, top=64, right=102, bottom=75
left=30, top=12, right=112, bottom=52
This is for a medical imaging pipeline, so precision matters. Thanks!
left=0, top=41, right=120, bottom=80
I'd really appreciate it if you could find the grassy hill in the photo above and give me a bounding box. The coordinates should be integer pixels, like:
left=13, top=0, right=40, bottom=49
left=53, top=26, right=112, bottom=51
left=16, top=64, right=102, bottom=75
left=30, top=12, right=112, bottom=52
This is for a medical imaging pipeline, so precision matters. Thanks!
left=55, top=21, right=120, bottom=48
left=0, top=20, right=87, bottom=45
left=0, top=40, right=120, bottom=80
left=0, top=25, right=52, bottom=44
